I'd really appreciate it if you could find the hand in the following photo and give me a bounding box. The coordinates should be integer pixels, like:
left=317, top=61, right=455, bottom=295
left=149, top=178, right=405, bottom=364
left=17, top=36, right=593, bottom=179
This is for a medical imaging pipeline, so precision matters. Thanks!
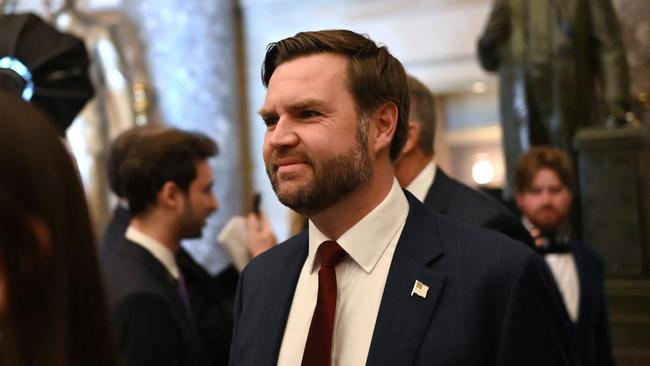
left=245, top=210, right=277, bottom=258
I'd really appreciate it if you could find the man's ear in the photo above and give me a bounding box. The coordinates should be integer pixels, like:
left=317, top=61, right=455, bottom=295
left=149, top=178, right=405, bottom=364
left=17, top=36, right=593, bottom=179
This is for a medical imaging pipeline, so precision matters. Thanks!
left=372, top=102, right=399, bottom=154
left=400, top=121, right=421, bottom=155
left=158, top=181, right=183, bottom=209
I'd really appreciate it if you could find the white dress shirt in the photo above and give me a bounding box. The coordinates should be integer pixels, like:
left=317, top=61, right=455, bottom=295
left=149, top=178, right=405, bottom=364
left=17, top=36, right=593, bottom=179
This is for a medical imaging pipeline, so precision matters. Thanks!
left=125, top=225, right=180, bottom=280
left=405, top=160, right=437, bottom=202
left=522, top=218, right=580, bottom=322
left=277, top=179, right=409, bottom=366
left=545, top=253, right=580, bottom=322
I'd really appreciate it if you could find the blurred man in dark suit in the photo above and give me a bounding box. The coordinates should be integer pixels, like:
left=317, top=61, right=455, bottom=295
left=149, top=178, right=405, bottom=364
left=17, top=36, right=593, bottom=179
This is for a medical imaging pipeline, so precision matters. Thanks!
left=514, top=146, right=614, bottom=366
left=102, top=129, right=221, bottom=366
left=394, top=74, right=534, bottom=248
left=101, top=126, right=162, bottom=258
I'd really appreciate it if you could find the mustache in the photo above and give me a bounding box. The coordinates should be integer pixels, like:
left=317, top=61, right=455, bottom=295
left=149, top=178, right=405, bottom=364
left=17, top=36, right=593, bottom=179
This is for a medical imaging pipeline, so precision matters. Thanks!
left=269, top=149, right=313, bottom=171
left=535, top=205, right=557, bottom=213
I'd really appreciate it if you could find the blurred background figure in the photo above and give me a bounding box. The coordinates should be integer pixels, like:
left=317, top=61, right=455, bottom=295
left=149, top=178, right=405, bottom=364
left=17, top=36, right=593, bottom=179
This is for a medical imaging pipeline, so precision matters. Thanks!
left=101, top=125, right=165, bottom=258
left=394, top=74, right=534, bottom=248
left=514, top=146, right=614, bottom=366
left=101, top=128, right=218, bottom=366
left=0, top=90, right=117, bottom=366
left=102, top=126, right=235, bottom=366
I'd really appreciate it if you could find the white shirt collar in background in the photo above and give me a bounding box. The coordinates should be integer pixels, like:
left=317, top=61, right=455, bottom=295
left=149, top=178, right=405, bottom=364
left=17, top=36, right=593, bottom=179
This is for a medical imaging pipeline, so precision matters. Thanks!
left=405, top=160, right=437, bottom=202
left=125, top=225, right=180, bottom=280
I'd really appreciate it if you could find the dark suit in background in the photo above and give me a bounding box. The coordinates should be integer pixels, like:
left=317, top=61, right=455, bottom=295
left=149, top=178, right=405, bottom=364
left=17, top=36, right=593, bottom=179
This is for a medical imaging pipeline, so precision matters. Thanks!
left=100, top=204, right=131, bottom=259
left=566, top=241, right=614, bottom=366
left=100, top=206, right=236, bottom=366
left=177, top=250, right=234, bottom=366
left=423, top=168, right=535, bottom=248
left=102, top=239, right=212, bottom=366
left=230, top=193, right=570, bottom=366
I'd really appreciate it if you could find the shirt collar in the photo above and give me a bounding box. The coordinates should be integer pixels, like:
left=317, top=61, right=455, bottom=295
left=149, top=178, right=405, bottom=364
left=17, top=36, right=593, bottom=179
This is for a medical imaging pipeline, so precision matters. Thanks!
left=125, top=225, right=180, bottom=279
left=307, top=178, right=409, bottom=274
left=521, top=216, right=534, bottom=232
left=406, top=160, right=437, bottom=202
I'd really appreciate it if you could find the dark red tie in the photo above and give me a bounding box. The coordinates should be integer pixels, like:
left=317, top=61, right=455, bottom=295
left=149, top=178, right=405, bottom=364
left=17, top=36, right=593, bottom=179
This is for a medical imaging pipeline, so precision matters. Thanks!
left=301, top=241, right=347, bottom=366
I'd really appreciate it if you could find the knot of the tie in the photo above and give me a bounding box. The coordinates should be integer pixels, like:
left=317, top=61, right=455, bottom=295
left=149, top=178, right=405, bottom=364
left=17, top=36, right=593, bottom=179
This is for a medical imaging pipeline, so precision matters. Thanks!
left=319, top=241, right=346, bottom=268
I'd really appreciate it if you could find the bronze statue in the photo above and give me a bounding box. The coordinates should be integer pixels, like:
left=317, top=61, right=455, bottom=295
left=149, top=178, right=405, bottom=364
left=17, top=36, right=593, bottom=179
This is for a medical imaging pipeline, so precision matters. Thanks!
left=477, top=0, right=632, bottom=194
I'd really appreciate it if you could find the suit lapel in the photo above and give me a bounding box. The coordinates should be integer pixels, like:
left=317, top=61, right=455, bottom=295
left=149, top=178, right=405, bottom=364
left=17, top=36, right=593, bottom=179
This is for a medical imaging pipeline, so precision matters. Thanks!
left=117, top=239, right=211, bottom=365
left=424, top=168, right=452, bottom=214
left=255, top=232, right=308, bottom=365
left=366, top=193, right=445, bottom=366
left=571, top=243, right=589, bottom=330
left=120, top=240, right=194, bottom=325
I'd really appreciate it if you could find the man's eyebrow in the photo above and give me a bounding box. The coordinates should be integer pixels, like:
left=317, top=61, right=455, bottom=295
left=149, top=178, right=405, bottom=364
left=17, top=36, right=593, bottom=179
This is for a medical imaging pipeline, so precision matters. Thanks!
left=288, top=98, right=327, bottom=111
left=257, top=98, right=328, bottom=117
left=257, top=106, right=275, bottom=118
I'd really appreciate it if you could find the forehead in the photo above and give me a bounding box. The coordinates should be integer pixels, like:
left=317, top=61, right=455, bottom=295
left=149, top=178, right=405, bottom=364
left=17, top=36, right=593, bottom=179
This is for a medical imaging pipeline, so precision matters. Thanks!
left=263, top=53, right=352, bottom=108
left=530, top=168, right=563, bottom=187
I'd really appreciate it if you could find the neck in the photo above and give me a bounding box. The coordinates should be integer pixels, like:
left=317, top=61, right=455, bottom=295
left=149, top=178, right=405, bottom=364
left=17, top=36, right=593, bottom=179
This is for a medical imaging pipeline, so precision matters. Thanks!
left=130, top=211, right=181, bottom=253
left=310, top=160, right=395, bottom=240
left=394, top=149, right=432, bottom=187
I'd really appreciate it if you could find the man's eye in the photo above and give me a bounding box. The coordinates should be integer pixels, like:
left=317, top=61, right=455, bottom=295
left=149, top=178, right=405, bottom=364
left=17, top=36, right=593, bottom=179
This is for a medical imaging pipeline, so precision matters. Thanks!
left=263, top=116, right=279, bottom=126
left=300, top=110, right=320, bottom=118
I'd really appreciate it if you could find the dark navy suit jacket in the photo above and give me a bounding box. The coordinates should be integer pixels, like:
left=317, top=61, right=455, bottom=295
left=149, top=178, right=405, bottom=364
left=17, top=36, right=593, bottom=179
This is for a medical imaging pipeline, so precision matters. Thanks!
left=229, top=192, right=571, bottom=365
left=100, top=204, right=130, bottom=259
left=102, top=239, right=212, bottom=366
left=568, top=242, right=614, bottom=366
left=100, top=206, right=236, bottom=366
left=423, top=168, right=535, bottom=248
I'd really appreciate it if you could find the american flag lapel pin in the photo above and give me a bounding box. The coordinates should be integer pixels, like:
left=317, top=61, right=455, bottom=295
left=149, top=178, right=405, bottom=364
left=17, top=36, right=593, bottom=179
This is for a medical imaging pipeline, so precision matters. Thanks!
left=411, top=280, right=429, bottom=299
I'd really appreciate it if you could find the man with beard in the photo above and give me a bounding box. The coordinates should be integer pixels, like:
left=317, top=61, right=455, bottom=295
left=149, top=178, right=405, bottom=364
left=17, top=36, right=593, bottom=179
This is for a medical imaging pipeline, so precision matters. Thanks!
left=101, top=126, right=236, bottom=366
left=514, top=146, right=614, bottom=366
left=229, top=29, right=570, bottom=366
left=102, top=128, right=216, bottom=366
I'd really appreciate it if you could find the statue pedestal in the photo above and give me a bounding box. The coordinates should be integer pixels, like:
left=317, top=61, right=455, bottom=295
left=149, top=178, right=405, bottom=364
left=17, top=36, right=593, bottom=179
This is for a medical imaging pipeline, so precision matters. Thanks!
left=574, top=127, right=650, bottom=351
left=574, top=127, right=649, bottom=277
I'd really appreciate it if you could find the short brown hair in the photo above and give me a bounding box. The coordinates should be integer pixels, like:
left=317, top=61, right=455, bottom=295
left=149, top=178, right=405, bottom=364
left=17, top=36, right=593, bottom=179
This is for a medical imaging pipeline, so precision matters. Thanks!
left=261, top=29, right=409, bottom=161
left=513, top=146, right=575, bottom=193
left=107, top=126, right=164, bottom=198
left=121, top=128, right=218, bottom=216
left=407, top=75, right=436, bottom=155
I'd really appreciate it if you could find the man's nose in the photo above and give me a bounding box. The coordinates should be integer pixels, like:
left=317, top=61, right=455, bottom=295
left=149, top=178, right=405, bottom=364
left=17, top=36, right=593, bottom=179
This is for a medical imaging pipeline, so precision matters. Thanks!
left=540, top=190, right=553, bottom=203
left=209, top=194, right=219, bottom=211
left=267, top=118, right=299, bottom=148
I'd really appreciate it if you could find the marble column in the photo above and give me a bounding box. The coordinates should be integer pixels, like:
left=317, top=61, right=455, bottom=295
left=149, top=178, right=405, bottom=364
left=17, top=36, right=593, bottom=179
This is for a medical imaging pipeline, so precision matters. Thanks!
left=122, top=0, right=243, bottom=274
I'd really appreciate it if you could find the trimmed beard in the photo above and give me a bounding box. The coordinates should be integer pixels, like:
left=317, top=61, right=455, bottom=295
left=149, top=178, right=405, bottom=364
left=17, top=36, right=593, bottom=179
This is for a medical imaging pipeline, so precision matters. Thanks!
left=178, top=195, right=206, bottom=239
left=266, top=119, right=372, bottom=216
